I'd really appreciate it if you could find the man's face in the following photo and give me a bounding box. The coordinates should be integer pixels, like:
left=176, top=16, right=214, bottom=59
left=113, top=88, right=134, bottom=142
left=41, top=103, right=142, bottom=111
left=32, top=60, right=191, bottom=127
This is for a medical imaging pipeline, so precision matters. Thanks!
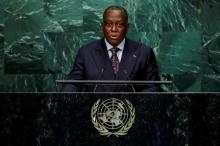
left=102, top=9, right=129, bottom=47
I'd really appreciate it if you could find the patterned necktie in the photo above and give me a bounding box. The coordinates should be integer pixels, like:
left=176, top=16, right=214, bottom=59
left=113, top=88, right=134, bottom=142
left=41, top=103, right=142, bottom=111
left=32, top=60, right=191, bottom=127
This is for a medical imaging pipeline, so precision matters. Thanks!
left=110, top=47, right=120, bottom=75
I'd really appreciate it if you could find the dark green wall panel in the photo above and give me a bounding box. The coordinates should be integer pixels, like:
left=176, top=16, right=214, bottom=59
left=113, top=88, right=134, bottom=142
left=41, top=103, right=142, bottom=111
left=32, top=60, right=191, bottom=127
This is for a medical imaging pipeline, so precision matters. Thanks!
left=1, top=0, right=220, bottom=92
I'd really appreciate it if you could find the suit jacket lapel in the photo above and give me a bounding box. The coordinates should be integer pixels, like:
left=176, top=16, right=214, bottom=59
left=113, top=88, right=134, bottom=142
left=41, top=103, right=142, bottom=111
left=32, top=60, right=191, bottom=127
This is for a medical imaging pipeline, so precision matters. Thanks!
left=90, top=38, right=138, bottom=92
left=91, top=38, right=138, bottom=80
left=91, top=39, right=115, bottom=79
left=118, top=38, right=138, bottom=80
left=91, top=39, right=108, bottom=71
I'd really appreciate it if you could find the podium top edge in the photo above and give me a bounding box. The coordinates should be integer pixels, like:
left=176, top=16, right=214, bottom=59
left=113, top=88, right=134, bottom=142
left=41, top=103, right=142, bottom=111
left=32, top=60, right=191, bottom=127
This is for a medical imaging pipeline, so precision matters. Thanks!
left=56, top=80, right=172, bottom=84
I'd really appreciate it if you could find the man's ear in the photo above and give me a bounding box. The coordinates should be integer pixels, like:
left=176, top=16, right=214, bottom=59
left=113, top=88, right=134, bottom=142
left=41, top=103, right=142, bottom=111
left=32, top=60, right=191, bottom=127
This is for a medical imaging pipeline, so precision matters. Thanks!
left=126, top=23, right=130, bottom=31
left=101, top=22, right=104, bottom=28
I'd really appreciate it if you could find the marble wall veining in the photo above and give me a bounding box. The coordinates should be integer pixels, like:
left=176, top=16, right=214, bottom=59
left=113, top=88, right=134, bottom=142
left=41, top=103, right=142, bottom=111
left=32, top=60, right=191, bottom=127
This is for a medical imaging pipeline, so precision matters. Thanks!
left=1, top=0, right=220, bottom=92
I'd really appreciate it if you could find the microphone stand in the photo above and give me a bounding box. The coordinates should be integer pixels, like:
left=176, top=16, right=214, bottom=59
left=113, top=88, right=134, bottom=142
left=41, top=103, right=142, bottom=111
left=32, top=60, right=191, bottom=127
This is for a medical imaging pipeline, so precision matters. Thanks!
left=123, top=69, right=136, bottom=92
left=93, top=68, right=105, bottom=92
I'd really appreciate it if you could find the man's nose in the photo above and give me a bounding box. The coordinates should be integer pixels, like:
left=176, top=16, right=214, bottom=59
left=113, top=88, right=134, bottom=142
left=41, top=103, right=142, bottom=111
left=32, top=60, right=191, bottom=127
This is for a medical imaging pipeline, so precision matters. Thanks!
left=111, top=24, right=117, bottom=32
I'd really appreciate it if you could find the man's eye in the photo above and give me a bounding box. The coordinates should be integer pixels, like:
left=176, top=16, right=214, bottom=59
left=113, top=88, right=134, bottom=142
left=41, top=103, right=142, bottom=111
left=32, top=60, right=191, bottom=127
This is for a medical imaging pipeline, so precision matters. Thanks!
left=105, top=23, right=112, bottom=27
left=105, top=23, right=124, bottom=28
left=117, top=23, right=124, bottom=27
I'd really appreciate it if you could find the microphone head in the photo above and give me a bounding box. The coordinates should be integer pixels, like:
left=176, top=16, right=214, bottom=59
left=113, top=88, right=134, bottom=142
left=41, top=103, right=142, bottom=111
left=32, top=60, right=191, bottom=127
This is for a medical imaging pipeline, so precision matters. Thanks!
left=123, top=69, right=127, bottom=74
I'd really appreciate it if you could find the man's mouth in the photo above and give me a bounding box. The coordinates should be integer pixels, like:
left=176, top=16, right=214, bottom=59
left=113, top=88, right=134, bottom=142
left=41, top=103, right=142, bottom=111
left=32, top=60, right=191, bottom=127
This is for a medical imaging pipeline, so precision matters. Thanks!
left=110, top=35, right=118, bottom=39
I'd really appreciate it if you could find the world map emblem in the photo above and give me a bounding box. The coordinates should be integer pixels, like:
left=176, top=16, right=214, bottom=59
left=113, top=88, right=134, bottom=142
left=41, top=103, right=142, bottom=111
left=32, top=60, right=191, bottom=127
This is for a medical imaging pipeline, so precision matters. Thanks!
left=91, top=98, right=135, bottom=137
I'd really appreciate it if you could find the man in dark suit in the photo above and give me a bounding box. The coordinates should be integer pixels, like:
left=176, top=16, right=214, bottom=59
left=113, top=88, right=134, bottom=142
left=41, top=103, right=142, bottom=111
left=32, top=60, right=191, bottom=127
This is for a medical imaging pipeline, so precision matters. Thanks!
left=62, top=5, right=161, bottom=92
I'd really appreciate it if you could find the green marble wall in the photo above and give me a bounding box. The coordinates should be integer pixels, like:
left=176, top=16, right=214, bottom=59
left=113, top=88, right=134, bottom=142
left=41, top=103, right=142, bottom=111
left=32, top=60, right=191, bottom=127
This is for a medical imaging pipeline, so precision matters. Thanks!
left=1, top=0, right=220, bottom=92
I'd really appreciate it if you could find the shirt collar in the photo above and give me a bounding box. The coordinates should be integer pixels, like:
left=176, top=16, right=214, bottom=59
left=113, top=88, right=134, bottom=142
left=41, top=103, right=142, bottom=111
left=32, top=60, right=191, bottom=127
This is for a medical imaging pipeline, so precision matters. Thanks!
left=104, top=38, right=125, bottom=51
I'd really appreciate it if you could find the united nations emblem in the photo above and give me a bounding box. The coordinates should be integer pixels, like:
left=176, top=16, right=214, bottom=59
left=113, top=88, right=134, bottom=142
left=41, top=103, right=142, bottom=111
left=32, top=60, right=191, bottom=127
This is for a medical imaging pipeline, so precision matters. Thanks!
left=91, top=98, right=135, bottom=137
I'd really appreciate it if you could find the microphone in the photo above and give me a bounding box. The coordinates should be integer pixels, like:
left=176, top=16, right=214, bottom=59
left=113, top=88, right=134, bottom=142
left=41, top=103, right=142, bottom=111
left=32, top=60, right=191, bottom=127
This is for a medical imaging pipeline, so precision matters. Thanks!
left=93, top=68, right=105, bottom=92
left=123, top=69, right=136, bottom=92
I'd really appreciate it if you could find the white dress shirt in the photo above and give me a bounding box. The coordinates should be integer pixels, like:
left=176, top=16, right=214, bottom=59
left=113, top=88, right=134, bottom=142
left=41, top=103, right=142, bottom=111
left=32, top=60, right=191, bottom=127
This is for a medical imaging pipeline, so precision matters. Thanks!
left=104, top=38, right=125, bottom=62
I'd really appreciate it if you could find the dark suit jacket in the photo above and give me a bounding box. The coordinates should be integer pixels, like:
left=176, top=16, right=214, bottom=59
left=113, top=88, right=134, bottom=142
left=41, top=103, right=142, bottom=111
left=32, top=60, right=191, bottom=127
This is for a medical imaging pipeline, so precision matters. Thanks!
left=62, top=38, right=161, bottom=92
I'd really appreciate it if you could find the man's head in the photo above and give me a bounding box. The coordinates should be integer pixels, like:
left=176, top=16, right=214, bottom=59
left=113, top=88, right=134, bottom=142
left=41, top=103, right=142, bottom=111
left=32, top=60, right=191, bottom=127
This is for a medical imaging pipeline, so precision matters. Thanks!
left=102, top=5, right=129, bottom=47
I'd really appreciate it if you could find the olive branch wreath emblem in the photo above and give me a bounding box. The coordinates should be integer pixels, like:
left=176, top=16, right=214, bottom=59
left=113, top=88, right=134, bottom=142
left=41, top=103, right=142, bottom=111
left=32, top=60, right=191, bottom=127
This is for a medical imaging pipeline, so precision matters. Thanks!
left=91, top=99, right=135, bottom=137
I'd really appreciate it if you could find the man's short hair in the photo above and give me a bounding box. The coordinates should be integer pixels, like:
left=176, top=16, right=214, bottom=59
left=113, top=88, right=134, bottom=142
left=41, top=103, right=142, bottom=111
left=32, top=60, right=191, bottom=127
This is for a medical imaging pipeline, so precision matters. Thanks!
left=103, top=5, right=128, bottom=22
